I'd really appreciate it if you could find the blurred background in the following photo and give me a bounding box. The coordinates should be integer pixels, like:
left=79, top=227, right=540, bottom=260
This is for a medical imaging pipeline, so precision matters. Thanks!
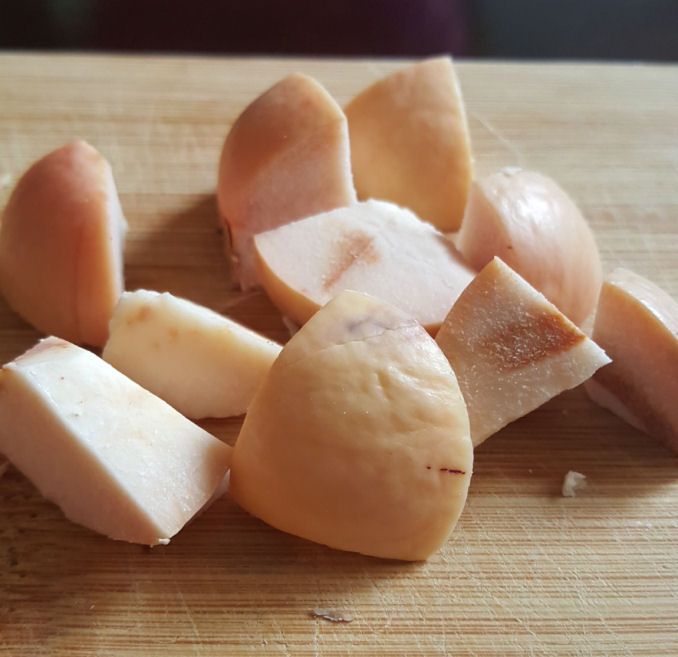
left=1, top=0, right=677, bottom=60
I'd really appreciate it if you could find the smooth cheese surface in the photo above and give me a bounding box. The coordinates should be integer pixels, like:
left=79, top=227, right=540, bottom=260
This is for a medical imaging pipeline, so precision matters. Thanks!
left=230, top=291, right=473, bottom=561
left=103, top=290, right=281, bottom=419
left=0, top=337, right=231, bottom=545
left=346, top=56, right=473, bottom=231
left=254, top=199, right=474, bottom=332
left=0, top=141, right=126, bottom=346
left=586, top=268, right=678, bottom=452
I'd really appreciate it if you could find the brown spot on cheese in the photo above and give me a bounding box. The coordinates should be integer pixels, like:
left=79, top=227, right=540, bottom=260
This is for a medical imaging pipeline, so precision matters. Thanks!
left=168, top=327, right=179, bottom=340
left=126, top=304, right=152, bottom=325
left=479, top=311, right=585, bottom=372
left=593, top=367, right=677, bottom=453
left=323, top=231, right=379, bottom=290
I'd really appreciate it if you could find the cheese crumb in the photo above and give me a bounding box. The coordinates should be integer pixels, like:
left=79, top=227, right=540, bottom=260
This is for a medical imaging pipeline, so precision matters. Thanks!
left=562, top=471, right=586, bottom=497
left=310, top=608, right=353, bottom=623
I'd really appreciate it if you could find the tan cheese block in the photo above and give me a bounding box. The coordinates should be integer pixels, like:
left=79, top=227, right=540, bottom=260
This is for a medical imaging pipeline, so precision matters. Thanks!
left=456, top=168, right=602, bottom=325
left=0, top=337, right=231, bottom=545
left=230, top=291, right=473, bottom=561
left=0, top=141, right=126, bottom=346
left=217, top=73, right=356, bottom=290
left=345, top=56, right=473, bottom=232
left=254, top=199, right=475, bottom=333
left=103, top=290, right=282, bottom=419
left=585, top=268, right=678, bottom=453
left=436, top=258, right=610, bottom=446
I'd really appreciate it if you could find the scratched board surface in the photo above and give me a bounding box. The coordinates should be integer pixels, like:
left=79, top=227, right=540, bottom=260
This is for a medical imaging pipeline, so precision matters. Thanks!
left=0, top=54, right=677, bottom=657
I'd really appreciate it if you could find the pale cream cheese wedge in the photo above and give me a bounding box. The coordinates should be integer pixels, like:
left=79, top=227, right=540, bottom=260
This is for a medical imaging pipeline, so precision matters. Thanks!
left=0, top=337, right=231, bottom=545
left=436, top=258, right=610, bottom=447
left=103, top=290, right=281, bottom=419
left=230, top=290, right=473, bottom=561
left=254, top=199, right=474, bottom=333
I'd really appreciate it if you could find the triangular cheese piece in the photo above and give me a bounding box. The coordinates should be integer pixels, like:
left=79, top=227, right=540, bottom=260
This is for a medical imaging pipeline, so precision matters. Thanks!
left=436, top=258, right=610, bottom=446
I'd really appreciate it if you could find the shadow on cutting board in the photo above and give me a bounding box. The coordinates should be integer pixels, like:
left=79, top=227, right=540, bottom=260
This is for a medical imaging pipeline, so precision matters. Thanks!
left=124, top=193, right=290, bottom=346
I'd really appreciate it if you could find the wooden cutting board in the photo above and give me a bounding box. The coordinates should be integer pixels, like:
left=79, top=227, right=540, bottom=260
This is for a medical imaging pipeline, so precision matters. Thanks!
left=0, top=54, right=676, bottom=657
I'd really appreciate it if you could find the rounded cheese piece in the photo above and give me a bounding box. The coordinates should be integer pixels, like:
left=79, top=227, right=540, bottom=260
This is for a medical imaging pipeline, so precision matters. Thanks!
left=217, top=73, right=356, bottom=290
left=345, top=56, right=473, bottom=232
left=230, top=290, right=473, bottom=561
left=0, top=141, right=127, bottom=346
left=103, top=290, right=281, bottom=419
left=254, top=199, right=475, bottom=333
left=585, top=268, right=678, bottom=452
left=456, top=168, right=602, bottom=325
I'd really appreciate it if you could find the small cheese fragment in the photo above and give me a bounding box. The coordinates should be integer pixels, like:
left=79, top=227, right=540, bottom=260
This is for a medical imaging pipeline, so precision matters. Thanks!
left=345, top=56, right=473, bottom=231
left=0, top=338, right=231, bottom=545
left=217, top=73, right=356, bottom=289
left=230, top=290, right=473, bottom=561
left=436, top=258, right=610, bottom=446
left=0, top=141, right=127, bottom=346
left=456, top=168, right=602, bottom=325
left=254, top=199, right=474, bottom=333
left=103, top=290, right=281, bottom=419
left=585, top=268, right=678, bottom=453
left=562, top=471, right=587, bottom=497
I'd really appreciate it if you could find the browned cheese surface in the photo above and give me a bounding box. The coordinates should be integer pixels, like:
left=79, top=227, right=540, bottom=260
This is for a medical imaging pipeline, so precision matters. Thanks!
left=0, top=54, right=676, bottom=657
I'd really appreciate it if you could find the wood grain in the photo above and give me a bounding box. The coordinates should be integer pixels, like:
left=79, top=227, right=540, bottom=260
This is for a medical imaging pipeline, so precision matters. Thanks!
left=0, top=53, right=677, bottom=657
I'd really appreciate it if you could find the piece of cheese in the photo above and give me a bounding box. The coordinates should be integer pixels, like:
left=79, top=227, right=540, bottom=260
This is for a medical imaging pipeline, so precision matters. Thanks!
left=230, top=290, right=473, bottom=561
left=217, top=73, right=356, bottom=289
left=436, top=258, right=610, bottom=446
left=0, top=337, right=231, bottom=545
left=345, top=56, right=472, bottom=231
left=456, top=168, right=602, bottom=325
left=0, top=141, right=126, bottom=346
left=585, top=268, right=678, bottom=453
left=254, top=199, right=474, bottom=333
left=103, top=290, right=281, bottom=419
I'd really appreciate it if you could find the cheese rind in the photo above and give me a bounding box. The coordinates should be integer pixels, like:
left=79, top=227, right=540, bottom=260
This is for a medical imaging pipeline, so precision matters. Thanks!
left=345, top=56, right=473, bottom=231
left=456, top=168, right=602, bottom=325
left=217, top=73, right=356, bottom=289
left=585, top=268, right=678, bottom=452
left=0, top=141, right=126, bottom=346
left=230, top=291, right=473, bottom=561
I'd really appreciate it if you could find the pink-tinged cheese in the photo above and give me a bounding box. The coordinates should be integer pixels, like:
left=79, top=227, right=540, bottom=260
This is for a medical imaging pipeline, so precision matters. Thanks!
left=0, top=337, right=231, bottom=545
left=254, top=199, right=475, bottom=333
left=345, top=56, right=473, bottom=232
left=456, top=168, right=602, bottom=325
left=436, top=258, right=610, bottom=446
left=230, top=291, right=473, bottom=561
left=585, top=268, right=678, bottom=453
left=0, top=141, right=127, bottom=346
left=217, top=73, right=356, bottom=290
